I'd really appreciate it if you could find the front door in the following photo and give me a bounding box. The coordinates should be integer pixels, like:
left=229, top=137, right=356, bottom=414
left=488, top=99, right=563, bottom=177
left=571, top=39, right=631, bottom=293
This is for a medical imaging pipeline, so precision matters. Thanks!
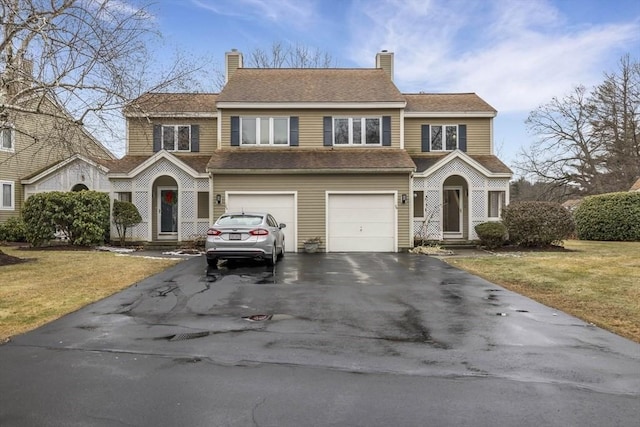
left=158, top=187, right=178, bottom=239
left=443, top=187, right=463, bottom=238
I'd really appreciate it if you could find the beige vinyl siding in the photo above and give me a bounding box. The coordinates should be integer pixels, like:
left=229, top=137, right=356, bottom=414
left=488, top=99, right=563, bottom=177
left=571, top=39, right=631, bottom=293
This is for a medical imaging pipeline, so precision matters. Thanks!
left=127, top=117, right=217, bottom=156
left=219, top=109, right=402, bottom=149
left=212, top=173, right=412, bottom=251
left=0, top=97, right=112, bottom=222
left=404, top=117, right=492, bottom=156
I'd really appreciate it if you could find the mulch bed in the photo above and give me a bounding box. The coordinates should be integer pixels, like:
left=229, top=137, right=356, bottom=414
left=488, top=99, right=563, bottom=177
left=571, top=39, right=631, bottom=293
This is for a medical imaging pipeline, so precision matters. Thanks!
left=0, top=249, right=30, bottom=266
left=0, top=242, right=92, bottom=267
left=490, top=244, right=575, bottom=253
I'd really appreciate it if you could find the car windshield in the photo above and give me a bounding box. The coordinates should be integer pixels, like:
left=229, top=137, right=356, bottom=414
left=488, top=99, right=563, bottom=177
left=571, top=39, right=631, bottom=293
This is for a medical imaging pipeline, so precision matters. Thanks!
left=216, top=215, right=263, bottom=226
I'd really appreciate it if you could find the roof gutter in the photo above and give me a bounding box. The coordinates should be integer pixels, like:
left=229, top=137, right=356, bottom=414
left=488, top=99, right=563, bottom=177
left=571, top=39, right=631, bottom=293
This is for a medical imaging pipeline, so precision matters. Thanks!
left=207, top=168, right=416, bottom=175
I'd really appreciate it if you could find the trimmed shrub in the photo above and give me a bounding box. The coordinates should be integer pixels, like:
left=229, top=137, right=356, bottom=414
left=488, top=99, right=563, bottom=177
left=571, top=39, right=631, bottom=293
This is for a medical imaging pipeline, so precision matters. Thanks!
left=0, top=216, right=27, bottom=242
left=475, top=221, right=507, bottom=249
left=22, top=193, right=56, bottom=247
left=22, top=191, right=110, bottom=246
left=502, top=201, right=575, bottom=247
left=574, top=192, right=640, bottom=241
left=112, top=200, right=142, bottom=246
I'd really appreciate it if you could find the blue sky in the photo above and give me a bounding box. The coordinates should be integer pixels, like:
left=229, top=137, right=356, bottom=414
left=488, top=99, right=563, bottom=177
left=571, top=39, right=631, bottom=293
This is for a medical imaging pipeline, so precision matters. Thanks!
left=146, top=0, right=639, bottom=170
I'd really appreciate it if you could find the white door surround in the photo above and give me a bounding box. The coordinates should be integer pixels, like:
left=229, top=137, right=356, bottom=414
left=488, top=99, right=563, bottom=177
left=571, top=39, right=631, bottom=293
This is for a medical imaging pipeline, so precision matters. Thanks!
left=442, top=186, right=463, bottom=238
left=157, top=186, right=178, bottom=240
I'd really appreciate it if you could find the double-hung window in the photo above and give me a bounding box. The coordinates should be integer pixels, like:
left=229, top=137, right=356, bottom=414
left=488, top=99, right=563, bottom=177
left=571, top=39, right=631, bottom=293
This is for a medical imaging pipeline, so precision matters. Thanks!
left=162, top=125, right=191, bottom=151
left=1, top=126, right=14, bottom=152
left=430, top=125, right=458, bottom=151
left=1, top=181, right=14, bottom=210
left=488, top=191, right=505, bottom=218
left=334, top=117, right=381, bottom=145
left=241, top=117, right=289, bottom=145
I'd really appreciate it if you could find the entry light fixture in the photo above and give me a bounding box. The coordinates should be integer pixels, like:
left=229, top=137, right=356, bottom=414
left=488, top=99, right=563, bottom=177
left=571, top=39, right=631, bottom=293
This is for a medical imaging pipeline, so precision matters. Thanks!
left=216, top=194, right=222, bottom=204
left=401, top=194, right=407, bottom=204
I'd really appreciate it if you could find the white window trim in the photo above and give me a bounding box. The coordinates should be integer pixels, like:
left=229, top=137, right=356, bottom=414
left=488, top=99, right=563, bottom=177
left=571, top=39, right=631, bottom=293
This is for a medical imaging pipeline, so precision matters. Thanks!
left=162, top=124, right=191, bottom=152
left=487, top=190, right=505, bottom=219
left=0, top=126, right=15, bottom=152
left=430, top=124, right=458, bottom=152
left=240, top=117, right=290, bottom=146
left=333, top=117, right=382, bottom=146
left=0, top=181, right=15, bottom=210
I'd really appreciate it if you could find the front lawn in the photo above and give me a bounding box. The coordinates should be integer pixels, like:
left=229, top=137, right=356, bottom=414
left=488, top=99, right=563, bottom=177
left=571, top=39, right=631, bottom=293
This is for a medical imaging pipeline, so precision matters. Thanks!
left=0, top=247, right=180, bottom=342
left=447, top=240, right=640, bottom=343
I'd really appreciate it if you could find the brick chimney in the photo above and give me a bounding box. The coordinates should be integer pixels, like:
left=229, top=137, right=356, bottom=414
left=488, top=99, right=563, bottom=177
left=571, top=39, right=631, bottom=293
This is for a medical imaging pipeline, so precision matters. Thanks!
left=375, top=50, right=394, bottom=81
left=225, top=49, right=243, bottom=83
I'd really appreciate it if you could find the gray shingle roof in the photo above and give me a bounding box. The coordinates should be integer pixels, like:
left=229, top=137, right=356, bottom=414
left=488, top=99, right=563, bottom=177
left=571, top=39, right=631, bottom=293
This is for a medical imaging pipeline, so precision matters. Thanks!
left=124, top=93, right=218, bottom=115
left=216, top=68, right=406, bottom=103
left=412, top=154, right=511, bottom=174
left=404, top=93, right=496, bottom=113
left=207, top=148, right=416, bottom=172
left=107, top=154, right=211, bottom=174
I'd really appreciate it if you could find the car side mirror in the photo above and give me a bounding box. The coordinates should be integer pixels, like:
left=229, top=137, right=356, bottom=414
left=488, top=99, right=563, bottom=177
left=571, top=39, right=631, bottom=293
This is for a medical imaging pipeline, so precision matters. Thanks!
left=279, top=223, right=286, bottom=229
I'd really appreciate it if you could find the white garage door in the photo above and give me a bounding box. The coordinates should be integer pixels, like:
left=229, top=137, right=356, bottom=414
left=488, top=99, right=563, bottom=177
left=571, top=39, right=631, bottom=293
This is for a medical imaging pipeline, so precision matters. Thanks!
left=328, top=193, right=396, bottom=252
left=227, top=193, right=296, bottom=252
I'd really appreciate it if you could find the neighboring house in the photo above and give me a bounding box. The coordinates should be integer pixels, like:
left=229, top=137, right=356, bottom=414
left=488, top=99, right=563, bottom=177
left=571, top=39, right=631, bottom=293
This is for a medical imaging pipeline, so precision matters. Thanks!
left=0, top=66, right=115, bottom=222
left=630, top=177, right=640, bottom=192
left=114, top=50, right=512, bottom=252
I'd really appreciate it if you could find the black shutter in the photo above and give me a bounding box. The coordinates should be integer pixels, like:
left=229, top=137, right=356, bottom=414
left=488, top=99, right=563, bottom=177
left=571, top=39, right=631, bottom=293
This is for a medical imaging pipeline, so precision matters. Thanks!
left=323, top=116, right=332, bottom=146
left=289, top=117, right=299, bottom=146
left=153, top=125, right=161, bottom=152
left=458, top=124, right=467, bottom=152
left=421, top=125, right=430, bottom=152
left=191, top=125, right=200, bottom=152
left=382, top=116, right=391, bottom=146
left=231, top=116, right=240, bottom=146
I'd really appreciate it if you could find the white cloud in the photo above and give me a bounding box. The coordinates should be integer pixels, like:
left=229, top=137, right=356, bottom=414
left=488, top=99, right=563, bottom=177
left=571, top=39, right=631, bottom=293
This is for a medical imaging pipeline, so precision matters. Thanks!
left=88, top=0, right=156, bottom=21
left=347, top=0, right=639, bottom=113
left=191, top=0, right=317, bottom=29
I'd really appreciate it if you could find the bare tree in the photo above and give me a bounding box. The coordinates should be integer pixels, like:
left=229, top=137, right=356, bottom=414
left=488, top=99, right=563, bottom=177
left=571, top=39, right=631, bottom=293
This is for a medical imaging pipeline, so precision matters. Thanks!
left=516, top=85, right=605, bottom=194
left=591, top=55, right=640, bottom=191
left=0, top=0, right=205, bottom=161
left=516, top=55, right=640, bottom=195
left=247, top=41, right=335, bottom=69
left=509, top=177, right=576, bottom=203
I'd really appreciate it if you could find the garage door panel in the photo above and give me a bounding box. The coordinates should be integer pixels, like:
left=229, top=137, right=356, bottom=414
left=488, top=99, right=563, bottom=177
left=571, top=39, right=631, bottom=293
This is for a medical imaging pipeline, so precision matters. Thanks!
left=330, top=208, right=394, bottom=223
left=330, top=237, right=395, bottom=252
left=328, top=194, right=395, bottom=252
left=330, top=222, right=394, bottom=236
left=227, top=194, right=295, bottom=252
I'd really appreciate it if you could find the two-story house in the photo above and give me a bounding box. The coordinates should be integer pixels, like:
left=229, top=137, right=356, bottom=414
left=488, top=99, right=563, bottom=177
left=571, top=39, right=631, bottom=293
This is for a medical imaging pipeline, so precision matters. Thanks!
left=111, top=50, right=512, bottom=252
left=0, top=61, right=115, bottom=223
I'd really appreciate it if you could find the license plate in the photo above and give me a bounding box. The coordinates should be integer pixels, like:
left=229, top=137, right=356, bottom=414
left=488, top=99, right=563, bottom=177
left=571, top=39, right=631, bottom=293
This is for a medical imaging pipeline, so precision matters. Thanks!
left=229, top=233, right=241, bottom=240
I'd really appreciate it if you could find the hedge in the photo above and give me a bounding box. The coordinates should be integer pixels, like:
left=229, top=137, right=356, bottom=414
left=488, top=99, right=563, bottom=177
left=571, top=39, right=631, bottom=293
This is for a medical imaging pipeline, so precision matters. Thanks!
left=502, top=201, right=575, bottom=247
left=574, top=192, right=640, bottom=241
left=0, top=217, right=27, bottom=242
left=22, top=191, right=110, bottom=246
left=475, top=222, right=507, bottom=249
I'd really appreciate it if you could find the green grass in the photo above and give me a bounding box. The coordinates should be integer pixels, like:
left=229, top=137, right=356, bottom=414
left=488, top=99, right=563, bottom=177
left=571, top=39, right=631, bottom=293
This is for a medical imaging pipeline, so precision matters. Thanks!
left=447, top=240, right=640, bottom=343
left=0, top=247, right=180, bottom=341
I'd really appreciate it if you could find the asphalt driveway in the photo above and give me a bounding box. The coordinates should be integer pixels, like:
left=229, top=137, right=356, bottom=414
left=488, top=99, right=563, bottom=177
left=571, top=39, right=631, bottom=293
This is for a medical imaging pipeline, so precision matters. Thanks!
left=1, top=253, right=639, bottom=426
